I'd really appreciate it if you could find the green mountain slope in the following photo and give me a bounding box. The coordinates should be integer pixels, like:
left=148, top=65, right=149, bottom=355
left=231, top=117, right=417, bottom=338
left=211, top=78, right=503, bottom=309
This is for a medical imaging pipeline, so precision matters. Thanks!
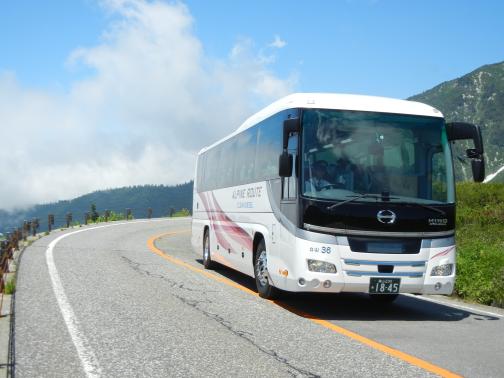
left=409, top=61, right=504, bottom=182
left=0, top=182, right=193, bottom=233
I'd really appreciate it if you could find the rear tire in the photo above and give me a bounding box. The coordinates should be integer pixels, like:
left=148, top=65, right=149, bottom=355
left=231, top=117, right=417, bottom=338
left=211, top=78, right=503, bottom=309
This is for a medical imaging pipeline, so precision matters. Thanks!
left=369, top=294, right=398, bottom=304
left=254, top=239, right=278, bottom=299
left=202, top=230, right=215, bottom=269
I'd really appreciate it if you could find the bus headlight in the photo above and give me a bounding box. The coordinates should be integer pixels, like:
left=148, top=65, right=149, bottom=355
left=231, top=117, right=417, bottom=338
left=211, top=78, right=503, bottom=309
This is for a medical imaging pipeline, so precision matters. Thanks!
left=431, top=264, right=453, bottom=276
left=307, top=259, right=337, bottom=273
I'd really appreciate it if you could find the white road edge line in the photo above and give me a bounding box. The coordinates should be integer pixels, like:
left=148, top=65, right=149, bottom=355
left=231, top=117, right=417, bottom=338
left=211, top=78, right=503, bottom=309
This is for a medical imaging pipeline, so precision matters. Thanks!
left=403, top=294, right=504, bottom=318
left=45, top=218, right=176, bottom=378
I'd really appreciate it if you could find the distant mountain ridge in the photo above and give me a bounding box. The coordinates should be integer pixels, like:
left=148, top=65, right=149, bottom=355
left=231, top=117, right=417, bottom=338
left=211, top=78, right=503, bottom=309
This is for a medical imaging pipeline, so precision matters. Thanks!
left=0, top=182, right=193, bottom=233
left=409, top=61, right=504, bottom=182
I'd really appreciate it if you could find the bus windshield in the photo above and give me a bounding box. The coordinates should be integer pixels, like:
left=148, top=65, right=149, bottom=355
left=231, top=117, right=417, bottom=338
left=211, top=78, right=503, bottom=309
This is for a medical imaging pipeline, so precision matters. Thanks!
left=301, top=109, right=455, bottom=204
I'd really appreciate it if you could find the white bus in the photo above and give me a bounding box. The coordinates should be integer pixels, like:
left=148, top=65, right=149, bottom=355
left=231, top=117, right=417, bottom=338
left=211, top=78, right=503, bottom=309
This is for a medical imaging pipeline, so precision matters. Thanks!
left=191, top=93, right=484, bottom=301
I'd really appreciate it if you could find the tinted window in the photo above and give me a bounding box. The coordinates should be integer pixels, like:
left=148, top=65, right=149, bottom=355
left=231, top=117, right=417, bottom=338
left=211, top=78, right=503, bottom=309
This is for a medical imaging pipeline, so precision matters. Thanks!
left=234, top=127, right=258, bottom=185
left=197, top=153, right=205, bottom=191
left=198, top=109, right=298, bottom=191
left=283, top=134, right=298, bottom=199
left=218, top=138, right=236, bottom=188
left=255, top=113, right=283, bottom=180
left=205, top=146, right=221, bottom=190
left=301, top=109, right=454, bottom=203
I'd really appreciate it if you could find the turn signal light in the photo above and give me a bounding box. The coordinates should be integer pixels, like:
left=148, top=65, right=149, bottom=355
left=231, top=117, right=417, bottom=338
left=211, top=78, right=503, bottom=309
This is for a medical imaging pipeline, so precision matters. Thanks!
left=278, top=269, right=289, bottom=277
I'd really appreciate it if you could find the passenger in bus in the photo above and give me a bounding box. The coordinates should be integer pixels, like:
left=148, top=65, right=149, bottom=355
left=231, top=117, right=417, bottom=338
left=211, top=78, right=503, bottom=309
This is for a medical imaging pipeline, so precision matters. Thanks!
left=305, top=160, right=332, bottom=192
left=328, top=158, right=354, bottom=190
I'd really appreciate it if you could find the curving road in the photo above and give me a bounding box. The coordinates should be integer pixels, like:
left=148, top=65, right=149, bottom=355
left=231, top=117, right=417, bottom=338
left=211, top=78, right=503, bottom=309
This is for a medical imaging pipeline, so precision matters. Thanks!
left=13, top=218, right=504, bottom=377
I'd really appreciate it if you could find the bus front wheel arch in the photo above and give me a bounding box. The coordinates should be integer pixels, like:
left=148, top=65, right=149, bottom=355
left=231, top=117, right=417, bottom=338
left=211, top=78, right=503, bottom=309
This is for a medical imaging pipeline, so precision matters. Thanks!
left=253, top=235, right=278, bottom=299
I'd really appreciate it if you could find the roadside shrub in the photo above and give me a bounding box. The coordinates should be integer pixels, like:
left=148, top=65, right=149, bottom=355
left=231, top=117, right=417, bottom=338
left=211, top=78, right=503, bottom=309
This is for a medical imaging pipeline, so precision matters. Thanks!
left=172, top=208, right=191, bottom=217
left=493, top=267, right=504, bottom=307
left=89, top=211, right=131, bottom=224
left=5, top=278, right=15, bottom=294
left=455, top=182, right=504, bottom=307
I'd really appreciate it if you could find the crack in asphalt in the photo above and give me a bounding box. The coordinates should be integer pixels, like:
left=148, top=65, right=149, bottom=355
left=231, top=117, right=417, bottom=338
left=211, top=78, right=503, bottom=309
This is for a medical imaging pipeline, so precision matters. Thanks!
left=122, top=255, right=320, bottom=378
left=176, top=295, right=320, bottom=378
left=121, top=255, right=216, bottom=294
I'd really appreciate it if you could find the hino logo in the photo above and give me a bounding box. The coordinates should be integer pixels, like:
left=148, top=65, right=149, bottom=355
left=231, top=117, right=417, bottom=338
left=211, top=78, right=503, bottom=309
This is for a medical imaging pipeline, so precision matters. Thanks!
left=429, top=218, right=448, bottom=226
left=377, top=210, right=396, bottom=224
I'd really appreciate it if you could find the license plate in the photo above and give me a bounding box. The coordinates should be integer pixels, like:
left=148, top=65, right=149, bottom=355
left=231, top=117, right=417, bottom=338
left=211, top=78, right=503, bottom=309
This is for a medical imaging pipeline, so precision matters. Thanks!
left=369, top=278, right=400, bottom=294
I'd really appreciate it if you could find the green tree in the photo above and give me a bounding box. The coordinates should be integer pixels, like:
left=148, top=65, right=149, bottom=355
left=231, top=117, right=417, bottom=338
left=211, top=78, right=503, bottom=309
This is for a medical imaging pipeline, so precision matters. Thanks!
left=90, top=203, right=99, bottom=222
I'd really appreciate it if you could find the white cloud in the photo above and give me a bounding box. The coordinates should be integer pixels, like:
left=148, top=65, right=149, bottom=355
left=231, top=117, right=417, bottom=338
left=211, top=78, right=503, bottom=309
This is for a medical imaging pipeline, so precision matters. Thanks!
left=0, top=0, right=296, bottom=210
left=268, top=35, right=287, bottom=49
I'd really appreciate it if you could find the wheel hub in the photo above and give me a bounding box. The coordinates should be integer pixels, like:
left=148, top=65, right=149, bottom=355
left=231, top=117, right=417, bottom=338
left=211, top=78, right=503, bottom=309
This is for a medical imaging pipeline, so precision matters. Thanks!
left=256, top=250, right=269, bottom=286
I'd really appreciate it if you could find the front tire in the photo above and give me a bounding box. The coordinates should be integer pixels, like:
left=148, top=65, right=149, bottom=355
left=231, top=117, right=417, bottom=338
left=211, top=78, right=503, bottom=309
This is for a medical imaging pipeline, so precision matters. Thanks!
left=202, top=230, right=215, bottom=269
left=254, top=239, right=278, bottom=299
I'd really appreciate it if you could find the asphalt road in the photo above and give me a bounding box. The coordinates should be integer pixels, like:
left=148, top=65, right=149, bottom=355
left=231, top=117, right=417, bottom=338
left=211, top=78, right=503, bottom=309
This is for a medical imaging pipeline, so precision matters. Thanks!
left=13, top=218, right=504, bottom=377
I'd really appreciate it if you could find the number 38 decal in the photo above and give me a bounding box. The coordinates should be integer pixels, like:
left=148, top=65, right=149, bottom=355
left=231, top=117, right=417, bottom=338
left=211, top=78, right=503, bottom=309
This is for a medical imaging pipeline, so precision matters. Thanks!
left=309, top=246, right=332, bottom=254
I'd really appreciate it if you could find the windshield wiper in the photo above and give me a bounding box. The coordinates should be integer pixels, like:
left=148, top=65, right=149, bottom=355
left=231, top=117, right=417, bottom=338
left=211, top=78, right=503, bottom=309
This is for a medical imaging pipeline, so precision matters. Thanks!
left=326, top=193, right=445, bottom=215
left=392, top=201, right=447, bottom=216
left=326, top=193, right=398, bottom=211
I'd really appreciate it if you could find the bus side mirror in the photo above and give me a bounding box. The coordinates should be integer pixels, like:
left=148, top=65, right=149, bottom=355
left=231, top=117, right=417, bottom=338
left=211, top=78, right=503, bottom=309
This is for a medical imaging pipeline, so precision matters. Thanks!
left=283, top=118, right=300, bottom=149
left=279, top=151, right=293, bottom=177
left=471, top=159, right=485, bottom=183
left=446, top=122, right=485, bottom=182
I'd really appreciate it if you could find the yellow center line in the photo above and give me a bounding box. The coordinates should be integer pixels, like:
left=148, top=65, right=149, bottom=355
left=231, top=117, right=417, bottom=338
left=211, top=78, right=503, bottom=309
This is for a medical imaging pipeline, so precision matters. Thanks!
left=147, top=230, right=258, bottom=296
left=147, top=230, right=462, bottom=378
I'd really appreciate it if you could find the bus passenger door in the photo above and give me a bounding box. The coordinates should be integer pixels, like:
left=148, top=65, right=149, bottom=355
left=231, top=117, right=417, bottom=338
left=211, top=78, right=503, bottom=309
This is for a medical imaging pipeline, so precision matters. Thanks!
left=280, top=133, right=298, bottom=225
left=277, top=132, right=299, bottom=281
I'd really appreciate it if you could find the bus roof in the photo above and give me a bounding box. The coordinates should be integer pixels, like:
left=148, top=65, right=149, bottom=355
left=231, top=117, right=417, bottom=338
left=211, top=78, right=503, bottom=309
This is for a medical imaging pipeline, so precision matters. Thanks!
left=199, top=93, right=444, bottom=154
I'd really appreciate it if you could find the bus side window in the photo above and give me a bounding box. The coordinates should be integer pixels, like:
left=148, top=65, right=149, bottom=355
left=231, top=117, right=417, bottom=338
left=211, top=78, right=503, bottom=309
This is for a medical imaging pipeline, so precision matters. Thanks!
left=234, top=127, right=258, bottom=185
left=283, top=134, right=298, bottom=200
left=197, top=153, right=206, bottom=192
left=218, top=138, right=236, bottom=188
left=205, top=147, right=221, bottom=190
left=255, top=114, right=283, bottom=181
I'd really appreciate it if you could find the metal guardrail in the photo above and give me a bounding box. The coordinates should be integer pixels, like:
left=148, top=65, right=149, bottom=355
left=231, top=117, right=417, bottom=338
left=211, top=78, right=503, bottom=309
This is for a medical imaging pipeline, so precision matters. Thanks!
left=3, top=207, right=186, bottom=234
left=1, top=229, right=21, bottom=312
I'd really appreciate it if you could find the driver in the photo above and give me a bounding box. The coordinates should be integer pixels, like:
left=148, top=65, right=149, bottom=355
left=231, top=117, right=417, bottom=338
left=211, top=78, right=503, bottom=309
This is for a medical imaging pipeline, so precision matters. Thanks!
left=305, top=160, right=332, bottom=192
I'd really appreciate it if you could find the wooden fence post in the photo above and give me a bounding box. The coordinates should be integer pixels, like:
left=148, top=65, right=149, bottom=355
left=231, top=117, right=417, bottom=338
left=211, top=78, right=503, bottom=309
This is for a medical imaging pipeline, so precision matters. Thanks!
left=23, top=221, right=29, bottom=241
left=65, top=213, right=73, bottom=228
left=48, top=214, right=54, bottom=232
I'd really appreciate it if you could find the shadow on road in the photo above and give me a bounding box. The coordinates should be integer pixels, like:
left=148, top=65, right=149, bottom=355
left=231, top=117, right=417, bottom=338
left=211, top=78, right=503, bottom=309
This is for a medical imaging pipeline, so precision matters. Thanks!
left=195, top=259, right=500, bottom=323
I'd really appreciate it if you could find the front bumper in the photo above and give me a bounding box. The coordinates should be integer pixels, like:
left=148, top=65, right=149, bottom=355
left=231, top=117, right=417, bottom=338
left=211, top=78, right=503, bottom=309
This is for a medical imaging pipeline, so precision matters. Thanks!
left=269, top=236, right=455, bottom=295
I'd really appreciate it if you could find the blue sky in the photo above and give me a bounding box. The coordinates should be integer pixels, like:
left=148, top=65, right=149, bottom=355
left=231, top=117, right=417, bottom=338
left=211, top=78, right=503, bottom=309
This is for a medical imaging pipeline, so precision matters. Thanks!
left=1, top=0, right=503, bottom=98
left=0, top=0, right=503, bottom=209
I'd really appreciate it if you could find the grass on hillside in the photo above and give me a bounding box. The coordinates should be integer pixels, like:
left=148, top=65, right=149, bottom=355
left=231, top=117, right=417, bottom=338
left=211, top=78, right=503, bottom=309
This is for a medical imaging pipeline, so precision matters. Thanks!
left=455, top=182, right=504, bottom=307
